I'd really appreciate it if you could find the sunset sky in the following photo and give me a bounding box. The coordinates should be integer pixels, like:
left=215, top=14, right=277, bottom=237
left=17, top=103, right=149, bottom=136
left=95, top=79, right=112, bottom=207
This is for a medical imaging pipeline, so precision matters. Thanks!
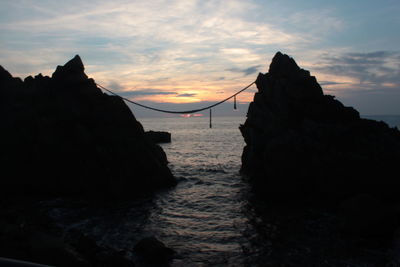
left=1, top=0, right=399, bottom=117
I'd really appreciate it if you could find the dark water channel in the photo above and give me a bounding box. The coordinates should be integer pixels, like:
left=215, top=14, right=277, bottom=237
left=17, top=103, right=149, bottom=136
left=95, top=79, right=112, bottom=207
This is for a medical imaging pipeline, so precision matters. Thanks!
left=45, top=116, right=264, bottom=266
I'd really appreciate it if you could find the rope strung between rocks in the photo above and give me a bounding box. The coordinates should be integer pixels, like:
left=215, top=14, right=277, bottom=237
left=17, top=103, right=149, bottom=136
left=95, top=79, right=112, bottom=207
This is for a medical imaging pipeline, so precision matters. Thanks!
left=96, top=81, right=255, bottom=114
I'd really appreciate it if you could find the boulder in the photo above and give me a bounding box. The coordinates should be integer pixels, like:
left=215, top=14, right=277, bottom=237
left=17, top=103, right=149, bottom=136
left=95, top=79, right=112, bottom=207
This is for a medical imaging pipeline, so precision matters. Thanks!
left=240, top=52, right=400, bottom=202
left=145, top=131, right=171, bottom=143
left=0, top=55, right=176, bottom=198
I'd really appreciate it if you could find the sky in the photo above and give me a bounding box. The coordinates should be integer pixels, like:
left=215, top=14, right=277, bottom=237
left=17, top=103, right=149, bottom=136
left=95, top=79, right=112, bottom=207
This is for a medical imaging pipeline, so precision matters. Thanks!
left=1, top=0, right=399, bottom=117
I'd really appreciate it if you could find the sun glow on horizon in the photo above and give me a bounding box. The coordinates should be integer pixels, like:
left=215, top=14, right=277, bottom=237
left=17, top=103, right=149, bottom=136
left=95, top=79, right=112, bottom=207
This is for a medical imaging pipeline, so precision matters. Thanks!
left=106, top=78, right=257, bottom=104
left=179, top=113, right=204, bottom=118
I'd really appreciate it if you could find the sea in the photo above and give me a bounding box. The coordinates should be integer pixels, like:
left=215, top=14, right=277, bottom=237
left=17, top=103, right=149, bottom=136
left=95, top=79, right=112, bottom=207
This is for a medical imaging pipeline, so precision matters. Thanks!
left=45, top=115, right=400, bottom=266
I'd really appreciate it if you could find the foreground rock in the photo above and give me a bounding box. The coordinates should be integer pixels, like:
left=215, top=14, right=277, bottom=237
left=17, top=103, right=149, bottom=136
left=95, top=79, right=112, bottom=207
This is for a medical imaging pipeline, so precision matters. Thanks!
left=240, top=52, right=400, bottom=202
left=0, top=200, right=133, bottom=266
left=0, top=55, right=176, bottom=198
left=133, top=236, right=175, bottom=264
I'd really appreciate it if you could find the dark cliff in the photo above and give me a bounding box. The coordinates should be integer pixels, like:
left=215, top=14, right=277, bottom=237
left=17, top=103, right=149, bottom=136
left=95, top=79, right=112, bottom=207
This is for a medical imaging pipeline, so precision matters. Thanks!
left=0, top=55, right=176, bottom=198
left=240, top=52, right=400, bottom=201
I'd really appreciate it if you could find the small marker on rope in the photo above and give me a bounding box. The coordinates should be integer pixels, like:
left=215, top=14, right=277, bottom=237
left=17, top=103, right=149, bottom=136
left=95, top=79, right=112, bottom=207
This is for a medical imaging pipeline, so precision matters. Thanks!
left=234, top=95, right=237, bottom=110
left=209, top=109, right=212, bottom=128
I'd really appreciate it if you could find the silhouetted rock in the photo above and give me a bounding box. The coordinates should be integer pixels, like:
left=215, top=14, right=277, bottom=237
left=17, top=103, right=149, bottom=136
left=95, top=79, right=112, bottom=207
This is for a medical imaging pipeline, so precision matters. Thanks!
left=240, top=52, right=400, bottom=202
left=145, top=130, right=171, bottom=143
left=0, top=65, right=13, bottom=80
left=133, top=236, right=174, bottom=264
left=0, top=55, right=176, bottom=198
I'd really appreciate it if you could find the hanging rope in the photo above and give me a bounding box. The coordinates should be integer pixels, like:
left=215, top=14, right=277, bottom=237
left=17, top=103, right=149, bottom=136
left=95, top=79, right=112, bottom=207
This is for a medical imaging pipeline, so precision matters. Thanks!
left=234, top=95, right=237, bottom=110
left=96, top=81, right=255, bottom=114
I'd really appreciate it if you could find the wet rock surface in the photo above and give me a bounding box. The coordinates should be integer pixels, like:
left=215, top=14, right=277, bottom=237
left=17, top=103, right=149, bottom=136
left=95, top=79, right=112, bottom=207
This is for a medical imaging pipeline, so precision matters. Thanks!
left=0, top=55, right=176, bottom=198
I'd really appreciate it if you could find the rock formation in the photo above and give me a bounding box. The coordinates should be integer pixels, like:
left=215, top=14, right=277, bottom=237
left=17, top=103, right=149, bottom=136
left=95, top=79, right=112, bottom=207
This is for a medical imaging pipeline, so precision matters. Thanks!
left=145, top=131, right=171, bottom=144
left=0, top=55, right=176, bottom=198
left=240, top=52, right=400, bottom=201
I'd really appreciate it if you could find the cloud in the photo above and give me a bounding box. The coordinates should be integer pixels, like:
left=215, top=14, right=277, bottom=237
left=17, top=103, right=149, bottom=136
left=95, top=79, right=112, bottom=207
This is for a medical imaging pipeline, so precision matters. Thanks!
left=319, top=81, right=348, bottom=86
left=107, top=81, right=123, bottom=90
left=117, top=89, right=199, bottom=99
left=102, top=82, right=179, bottom=97
left=120, top=89, right=177, bottom=97
left=316, top=51, right=400, bottom=88
left=322, top=51, right=395, bottom=67
left=285, top=8, right=344, bottom=35
left=227, top=65, right=261, bottom=76
left=177, top=93, right=197, bottom=97
left=0, top=0, right=307, bottom=82
left=4, top=0, right=398, bottom=116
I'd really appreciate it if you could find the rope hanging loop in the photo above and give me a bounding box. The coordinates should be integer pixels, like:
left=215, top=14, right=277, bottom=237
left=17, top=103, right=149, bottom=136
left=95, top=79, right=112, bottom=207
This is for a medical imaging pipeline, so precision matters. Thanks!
left=96, top=81, right=254, bottom=115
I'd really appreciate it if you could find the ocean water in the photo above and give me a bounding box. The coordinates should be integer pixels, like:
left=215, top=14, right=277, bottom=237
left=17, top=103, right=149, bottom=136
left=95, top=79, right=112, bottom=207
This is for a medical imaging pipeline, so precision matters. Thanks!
left=44, top=114, right=400, bottom=266
left=138, top=116, right=252, bottom=265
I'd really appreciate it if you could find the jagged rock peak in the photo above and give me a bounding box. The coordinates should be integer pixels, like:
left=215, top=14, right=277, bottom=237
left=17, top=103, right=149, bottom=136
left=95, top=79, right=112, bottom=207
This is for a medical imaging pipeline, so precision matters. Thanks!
left=64, top=55, right=84, bottom=72
left=268, top=52, right=302, bottom=77
left=0, top=65, right=13, bottom=81
left=51, top=55, right=87, bottom=81
left=255, top=52, right=323, bottom=100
